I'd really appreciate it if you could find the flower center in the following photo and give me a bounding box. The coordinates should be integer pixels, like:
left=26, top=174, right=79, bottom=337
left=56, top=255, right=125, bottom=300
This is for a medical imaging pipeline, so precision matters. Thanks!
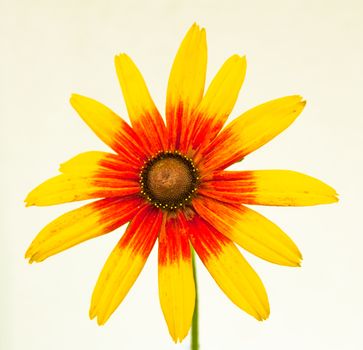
left=140, top=151, right=199, bottom=210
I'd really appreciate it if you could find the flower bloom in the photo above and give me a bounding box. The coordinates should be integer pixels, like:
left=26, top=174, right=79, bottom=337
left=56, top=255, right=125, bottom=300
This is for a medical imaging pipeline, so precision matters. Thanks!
left=25, top=23, right=338, bottom=342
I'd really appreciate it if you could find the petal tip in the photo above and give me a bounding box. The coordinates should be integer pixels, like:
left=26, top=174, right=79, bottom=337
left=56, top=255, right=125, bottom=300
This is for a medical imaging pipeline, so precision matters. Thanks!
left=96, top=315, right=107, bottom=326
left=25, top=251, right=34, bottom=264
left=290, top=254, right=303, bottom=267
left=229, top=54, right=246, bottom=64
left=89, top=306, right=96, bottom=320
left=114, top=53, right=128, bottom=62
left=24, top=193, right=34, bottom=207
left=295, top=249, right=303, bottom=266
left=69, top=93, right=81, bottom=106
left=171, top=336, right=178, bottom=344
left=24, top=189, right=40, bottom=207
left=58, top=163, right=65, bottom=173
left=190, top=22, right=201, bottom=31
left=293, top=96, right=306, bottom=112
left=260, top=304, right=271, bottom=321
left=286, top=254, right=303, bottom=267
left=187, top=22, right=206, bottom=39
left=24, top=248, right=31, bottom=259
left=286, top=94, right=305, bottom=106
left=232, top=54, right=247, bottom=70
left=318, top=184, right=339, bottom=204
left=169, top=332, right=187, bottom=344
left=292, top=94, right=304, bottom=101
left=331, top=193, right=339, bottom=203
left=253, top=305, right=270, bottom=321
left=260, top=313, right=270, bottom=321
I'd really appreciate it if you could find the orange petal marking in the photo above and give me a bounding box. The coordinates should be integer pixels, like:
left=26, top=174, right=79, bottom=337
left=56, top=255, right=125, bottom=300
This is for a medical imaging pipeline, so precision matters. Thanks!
left=25, top=196, right=146, bottom=263
left=158, top=212, right=195, bottom=342
left=193, top=196, right=302, bottom=266
left=184, top=213, right=270, bottom=320
left=25, top=150, right=143, bottom=207
left=25, top=173, right=140, bottom=207
left=90, top=205, right=162, bottom=325
left=115, top=54, right=167, bottom=155
left=166, top=23, right=207, bottom=151
left=185, top=55, right=246, bottom=156
left=200, top=170, right=338, bottom=206
left=70, top=94, right=146, bottom=165
left=202, top=96, right=306, bottom=172
left=59, top=151, right=141, bottom=175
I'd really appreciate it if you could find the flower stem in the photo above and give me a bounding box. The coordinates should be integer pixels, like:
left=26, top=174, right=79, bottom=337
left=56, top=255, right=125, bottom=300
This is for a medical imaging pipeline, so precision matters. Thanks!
left=191, top=249, right=199, bottom=350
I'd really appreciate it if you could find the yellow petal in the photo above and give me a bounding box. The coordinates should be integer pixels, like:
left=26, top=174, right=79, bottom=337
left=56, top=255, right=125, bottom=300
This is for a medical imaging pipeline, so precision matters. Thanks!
left=193, top=197, right=302, bottom=266
left=70, top=94, right=145, bottom=164
left=200, top=170, right=338, bottom=206
left=188, top=55, right=247, bottom=154
left=158, top=213, right=195, bottom=342
left=115, top=54, right=167, bottom=153
left=186, top=213, right=269, bottom=320
left=59, top=151, right=108, bottom=174
left=25, top=197, right=145, bottom=263
left=203, top=96, right=306, bottom=171
left=59, top=151, right=140, bottom=177
left=25, top=174, right=139, bottom=206
left=238, top=170, right=338, bottom=206
left=166, top=23, right=207, bottom=150
left=90, top=206, right=162, bottom=325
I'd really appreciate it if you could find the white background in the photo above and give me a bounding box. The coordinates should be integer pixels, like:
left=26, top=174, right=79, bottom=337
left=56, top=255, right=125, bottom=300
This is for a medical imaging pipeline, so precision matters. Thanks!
left=1, top=0, right=362, bottom=349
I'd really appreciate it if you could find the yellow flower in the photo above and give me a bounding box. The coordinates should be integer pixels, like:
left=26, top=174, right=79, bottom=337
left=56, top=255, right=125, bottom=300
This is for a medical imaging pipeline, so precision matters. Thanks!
left=25, top=23, right=338, bottom=342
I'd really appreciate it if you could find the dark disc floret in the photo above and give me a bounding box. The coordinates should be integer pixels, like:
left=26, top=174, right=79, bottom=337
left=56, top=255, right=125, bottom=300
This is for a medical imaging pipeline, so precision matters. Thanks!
left=139, top=151, right=199, bottom=210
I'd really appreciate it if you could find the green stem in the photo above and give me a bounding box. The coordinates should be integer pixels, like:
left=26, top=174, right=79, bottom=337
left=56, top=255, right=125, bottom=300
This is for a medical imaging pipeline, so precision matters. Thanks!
left=191, top=249, right=199, bottom=350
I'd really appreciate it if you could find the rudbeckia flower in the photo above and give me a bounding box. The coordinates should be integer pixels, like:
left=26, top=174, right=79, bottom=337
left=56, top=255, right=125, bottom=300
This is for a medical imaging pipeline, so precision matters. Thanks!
left=25, top=23, right=338, bottom=342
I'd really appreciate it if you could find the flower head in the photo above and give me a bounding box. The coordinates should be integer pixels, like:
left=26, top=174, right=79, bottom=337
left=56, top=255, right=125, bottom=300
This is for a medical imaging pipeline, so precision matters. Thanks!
left=25, top=23, right=338, bottom=342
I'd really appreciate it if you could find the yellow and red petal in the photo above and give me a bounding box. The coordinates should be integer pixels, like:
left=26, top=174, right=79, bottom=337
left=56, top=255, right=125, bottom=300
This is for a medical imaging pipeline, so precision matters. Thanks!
left=193, top=196, right=302, bottom=266
left=59, top=151, right=140, bottom=178
left=158, top=213, right=195, bottom=342
left=25, top=196, right=145, bottom=263
left=202, top=96, right=306, bottom=172
left=201, top=170, right=338, bottom=206
left=115, top=54, right=167, bottom=154
left=185, top=213, right=269, bottom=320
left=25, top=174, right=140, bottom=207
left=70, top=94, right=145, bottom=165
left=166, top=23, right=207, bottom=151
left=186, top=55, right=247, bottom=156
left=90, top=205, right=162, bottom=325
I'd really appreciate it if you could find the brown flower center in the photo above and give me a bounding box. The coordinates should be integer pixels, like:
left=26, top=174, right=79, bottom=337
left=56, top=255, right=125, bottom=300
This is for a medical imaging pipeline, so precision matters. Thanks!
left=140, top=151, right=199, bottom=210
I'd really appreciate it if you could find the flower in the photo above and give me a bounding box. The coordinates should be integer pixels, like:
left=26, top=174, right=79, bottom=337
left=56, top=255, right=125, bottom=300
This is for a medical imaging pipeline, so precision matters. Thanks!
left=25, top=23, right=338, bottom=342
